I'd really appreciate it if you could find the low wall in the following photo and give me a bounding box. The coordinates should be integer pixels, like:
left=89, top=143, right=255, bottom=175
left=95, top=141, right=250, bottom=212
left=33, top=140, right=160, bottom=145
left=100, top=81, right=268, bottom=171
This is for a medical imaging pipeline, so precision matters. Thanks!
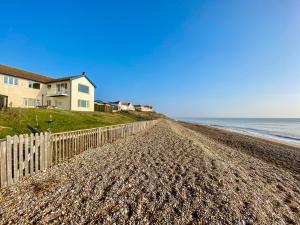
left=0, top=120, right=159, bottom=188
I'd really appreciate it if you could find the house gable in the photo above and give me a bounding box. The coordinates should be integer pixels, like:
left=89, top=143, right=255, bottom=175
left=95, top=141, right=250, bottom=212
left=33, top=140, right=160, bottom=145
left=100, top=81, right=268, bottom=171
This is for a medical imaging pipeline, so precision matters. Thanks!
left=70, top=76, right=95, bottom=112
left=70, top=75, right=97, bottom=88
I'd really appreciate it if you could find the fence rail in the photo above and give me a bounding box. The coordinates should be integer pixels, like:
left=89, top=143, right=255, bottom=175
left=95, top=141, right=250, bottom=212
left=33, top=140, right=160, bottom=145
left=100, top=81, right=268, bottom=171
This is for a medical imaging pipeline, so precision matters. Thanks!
left=0, top=120, right=158, bottom=187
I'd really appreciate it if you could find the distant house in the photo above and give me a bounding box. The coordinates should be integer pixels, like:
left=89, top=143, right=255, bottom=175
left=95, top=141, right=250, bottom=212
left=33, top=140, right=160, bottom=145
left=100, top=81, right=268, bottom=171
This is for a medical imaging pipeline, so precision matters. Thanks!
left=109, top=101, right=126, bottom=111
left=0, top=64, right=96, bottom=111
left=109, top=101, right=135, bottom=111
left=94, top=100, right=112, bottom=112
left=134, top=105, right=153, bottom=112
left=127, top=103, right=135, bottom=111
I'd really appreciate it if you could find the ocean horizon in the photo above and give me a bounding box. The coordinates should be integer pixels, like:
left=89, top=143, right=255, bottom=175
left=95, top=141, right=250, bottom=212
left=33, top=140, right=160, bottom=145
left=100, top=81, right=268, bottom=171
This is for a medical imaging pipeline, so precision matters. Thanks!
left=177, top=117, right=300, bottom=145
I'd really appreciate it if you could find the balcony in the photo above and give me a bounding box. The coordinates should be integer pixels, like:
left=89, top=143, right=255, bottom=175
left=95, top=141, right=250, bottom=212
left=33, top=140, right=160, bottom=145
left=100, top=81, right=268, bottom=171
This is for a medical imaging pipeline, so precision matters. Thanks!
left=47, top=89, right=69, bottom=97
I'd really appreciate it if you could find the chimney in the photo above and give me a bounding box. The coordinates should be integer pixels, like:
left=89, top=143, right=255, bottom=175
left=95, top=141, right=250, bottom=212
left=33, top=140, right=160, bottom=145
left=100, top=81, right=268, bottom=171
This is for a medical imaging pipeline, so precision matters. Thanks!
left=82, top=72, right=86, bottom=75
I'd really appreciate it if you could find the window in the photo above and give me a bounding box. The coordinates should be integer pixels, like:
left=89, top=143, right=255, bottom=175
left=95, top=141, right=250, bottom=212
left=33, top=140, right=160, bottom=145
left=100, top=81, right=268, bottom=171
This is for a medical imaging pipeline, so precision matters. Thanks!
left=4, top=76, right=18, bottom=86
left=9, top=77, right=13, bottom=85
left=47, top=85, right=51, bottom=89
left=23, top=98, right=27, bottom=107
left=78, top=99, right=90, bottom=108
left=23, top=98, right=40, bottom=107
left=78, top=84, right=89, bottom=94
left=29, top=81, right=41, bottom=89
left=55, top=100, right=64, bottom=107
left=56, top=83, right=67, bottom=94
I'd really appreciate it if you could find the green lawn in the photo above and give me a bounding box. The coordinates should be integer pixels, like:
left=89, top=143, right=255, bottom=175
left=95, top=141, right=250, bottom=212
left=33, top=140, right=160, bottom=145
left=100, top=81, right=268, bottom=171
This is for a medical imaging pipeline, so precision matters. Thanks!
left=0, top=108, right=163, bottom=138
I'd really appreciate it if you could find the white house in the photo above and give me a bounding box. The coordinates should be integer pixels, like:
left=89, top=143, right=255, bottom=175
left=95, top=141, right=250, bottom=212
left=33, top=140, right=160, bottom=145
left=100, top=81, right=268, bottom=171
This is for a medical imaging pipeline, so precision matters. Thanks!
left=0, top=64, right=96, bottom=111
left=134, top=105, right=154, bottom=112
left=109, top=101, right=135, bottom=111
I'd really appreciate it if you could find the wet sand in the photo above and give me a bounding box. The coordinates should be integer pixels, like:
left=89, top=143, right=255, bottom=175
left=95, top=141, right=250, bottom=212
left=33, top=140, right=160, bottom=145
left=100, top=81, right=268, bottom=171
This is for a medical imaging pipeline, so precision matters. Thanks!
left=0, top=119, right=299, bottom=224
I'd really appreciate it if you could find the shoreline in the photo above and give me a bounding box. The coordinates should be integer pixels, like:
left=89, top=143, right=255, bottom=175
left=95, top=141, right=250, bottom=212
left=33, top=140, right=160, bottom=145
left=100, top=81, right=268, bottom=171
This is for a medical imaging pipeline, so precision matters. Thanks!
left=178, top=120, right=300, bottom=174
left=177, top=119, right=300, bottom=149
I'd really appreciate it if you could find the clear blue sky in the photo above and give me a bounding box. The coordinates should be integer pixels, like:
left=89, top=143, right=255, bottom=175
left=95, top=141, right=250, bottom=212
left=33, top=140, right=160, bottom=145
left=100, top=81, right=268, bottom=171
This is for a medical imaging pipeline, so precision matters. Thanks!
left=1, top=0, right=300, bottom=117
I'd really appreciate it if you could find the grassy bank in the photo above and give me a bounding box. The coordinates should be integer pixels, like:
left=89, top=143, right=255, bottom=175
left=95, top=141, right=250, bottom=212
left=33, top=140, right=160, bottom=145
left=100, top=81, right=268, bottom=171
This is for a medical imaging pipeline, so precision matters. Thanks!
left=0, top=108, right=164, bottom=138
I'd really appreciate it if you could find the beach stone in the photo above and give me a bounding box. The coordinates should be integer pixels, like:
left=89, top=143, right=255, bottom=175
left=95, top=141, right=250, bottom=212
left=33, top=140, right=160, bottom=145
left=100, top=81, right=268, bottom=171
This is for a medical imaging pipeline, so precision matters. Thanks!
left=0, top=119, right=299, bottom=224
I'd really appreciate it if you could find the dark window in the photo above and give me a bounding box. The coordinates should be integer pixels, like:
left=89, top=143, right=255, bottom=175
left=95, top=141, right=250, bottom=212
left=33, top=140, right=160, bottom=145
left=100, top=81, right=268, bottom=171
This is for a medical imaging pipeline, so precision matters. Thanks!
left=33, top=83, right=40, bottom=89
left=29, top=81, right=41, bottom=89
left=78, top=84, right=89, bottom=93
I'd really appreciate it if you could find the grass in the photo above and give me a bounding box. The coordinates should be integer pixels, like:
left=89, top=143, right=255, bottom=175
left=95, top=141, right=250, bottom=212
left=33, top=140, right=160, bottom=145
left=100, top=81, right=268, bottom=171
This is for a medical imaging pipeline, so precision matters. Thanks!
left=0, top=108, right=164, bottom=138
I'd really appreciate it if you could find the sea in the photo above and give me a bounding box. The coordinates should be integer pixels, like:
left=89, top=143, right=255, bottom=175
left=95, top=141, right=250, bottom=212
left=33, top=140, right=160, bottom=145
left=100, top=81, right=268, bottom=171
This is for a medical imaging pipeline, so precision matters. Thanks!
left=177, top=118, right=300, bottom=145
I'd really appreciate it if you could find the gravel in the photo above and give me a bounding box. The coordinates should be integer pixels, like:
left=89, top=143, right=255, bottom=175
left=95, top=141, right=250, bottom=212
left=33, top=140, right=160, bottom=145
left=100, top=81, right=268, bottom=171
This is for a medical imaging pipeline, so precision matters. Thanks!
left=0, top=119, right=299, bottom=224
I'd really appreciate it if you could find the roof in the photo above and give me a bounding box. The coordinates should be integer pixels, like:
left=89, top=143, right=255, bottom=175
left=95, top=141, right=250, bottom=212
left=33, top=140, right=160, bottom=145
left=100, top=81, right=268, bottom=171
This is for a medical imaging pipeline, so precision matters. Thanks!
left=134, top=104, right=152, bottom=108
left=109, top=101, right=121, bottom=104
left=95, top=100, right=105, bottom=104
left=108, top=101, right=133, bottom=106
left=94, top=100, right=110, bottom=105
left=45, top=75, right=80, bottom=83
left=0, top=64, right=97, bottom=88
left=47, top=74, right=97, bottom=88
left=0, top=64, right=53, bottom=83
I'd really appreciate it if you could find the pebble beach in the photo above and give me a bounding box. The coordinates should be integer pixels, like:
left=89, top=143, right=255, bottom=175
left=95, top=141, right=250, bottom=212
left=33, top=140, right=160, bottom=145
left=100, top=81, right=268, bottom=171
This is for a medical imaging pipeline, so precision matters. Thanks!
left=0, top=119, right=299, bottom=224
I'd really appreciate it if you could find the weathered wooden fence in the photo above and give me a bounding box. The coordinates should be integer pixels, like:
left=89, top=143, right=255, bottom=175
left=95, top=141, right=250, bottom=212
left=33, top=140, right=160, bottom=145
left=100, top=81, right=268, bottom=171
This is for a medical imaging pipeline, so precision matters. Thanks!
left=0, top=120, right=158, bottom=187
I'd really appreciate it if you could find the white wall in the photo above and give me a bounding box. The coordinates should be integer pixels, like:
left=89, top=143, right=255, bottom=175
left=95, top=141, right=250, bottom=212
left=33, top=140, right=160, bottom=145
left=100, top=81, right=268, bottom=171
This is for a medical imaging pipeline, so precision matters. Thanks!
left=0, top=74, right=47, bottom=107
left=70, top=76, right=95, bottom=111
left=0, top=74, right=96, bottom=112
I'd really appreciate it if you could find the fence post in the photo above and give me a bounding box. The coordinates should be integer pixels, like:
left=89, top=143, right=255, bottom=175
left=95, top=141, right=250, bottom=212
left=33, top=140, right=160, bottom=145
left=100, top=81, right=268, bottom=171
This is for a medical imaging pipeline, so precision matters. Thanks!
left=13, top=135, right=19, bottom=182
left=35, top=133, right=40, bottom=172
left=0, top=141, right=7, bottom=187
left=24, top=134, right=29, bottom=176
left=6, top=136, right=13, bottom=185
left=19, top=135, right=24, bottom=178
left=40, top=133, right=45, bottom=171
left=100, top=128, right=102, bottom=146
left=44, top=132, right=49, bottom=169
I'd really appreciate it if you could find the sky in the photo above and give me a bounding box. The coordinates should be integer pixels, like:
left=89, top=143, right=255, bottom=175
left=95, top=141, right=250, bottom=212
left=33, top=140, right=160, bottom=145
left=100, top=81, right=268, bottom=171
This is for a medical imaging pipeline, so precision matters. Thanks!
left=1, top=0, right=300, bottom=117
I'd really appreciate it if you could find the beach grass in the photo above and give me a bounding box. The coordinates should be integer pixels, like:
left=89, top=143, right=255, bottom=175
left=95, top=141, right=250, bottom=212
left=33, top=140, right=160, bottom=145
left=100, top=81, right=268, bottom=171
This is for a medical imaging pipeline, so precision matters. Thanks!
left=0, top=108, right=163, bottom=138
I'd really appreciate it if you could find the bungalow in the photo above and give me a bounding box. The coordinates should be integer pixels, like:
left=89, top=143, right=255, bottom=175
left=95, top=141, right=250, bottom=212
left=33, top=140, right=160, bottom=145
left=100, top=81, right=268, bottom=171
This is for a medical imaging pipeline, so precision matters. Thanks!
left=0, top=64, right=96, bottom=111
left=109, top=101, right=135, bottom=111
left=134, top=105, right=154, bottom=112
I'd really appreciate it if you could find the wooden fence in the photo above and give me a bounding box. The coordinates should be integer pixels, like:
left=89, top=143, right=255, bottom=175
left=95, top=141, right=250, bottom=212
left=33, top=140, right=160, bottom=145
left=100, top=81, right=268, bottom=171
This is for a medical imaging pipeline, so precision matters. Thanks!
left=0, top=120, right=158, bottom=187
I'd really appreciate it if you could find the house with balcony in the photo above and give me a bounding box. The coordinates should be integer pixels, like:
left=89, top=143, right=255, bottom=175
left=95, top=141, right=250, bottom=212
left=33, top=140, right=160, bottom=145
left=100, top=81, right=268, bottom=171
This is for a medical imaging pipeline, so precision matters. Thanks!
left=0, top=64, right=96, bottom=111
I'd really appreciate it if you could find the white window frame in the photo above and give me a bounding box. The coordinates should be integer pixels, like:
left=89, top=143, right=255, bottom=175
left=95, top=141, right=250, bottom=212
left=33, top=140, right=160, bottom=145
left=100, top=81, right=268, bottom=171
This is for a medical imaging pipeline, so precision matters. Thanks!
left=4, top=76, right=18, bottom=86
left=78, top=84, right=89, bottom=94
left=56, top=83, right=68, bottom=94
left=77, top=99, right=90, bottom=108
left=22, top=98, right=39, bottom=107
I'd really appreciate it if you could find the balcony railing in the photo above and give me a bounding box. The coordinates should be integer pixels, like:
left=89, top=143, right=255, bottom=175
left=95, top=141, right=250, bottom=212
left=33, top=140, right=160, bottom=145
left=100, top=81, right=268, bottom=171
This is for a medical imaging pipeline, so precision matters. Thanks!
left=47, top=89, right=68, bottom=97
